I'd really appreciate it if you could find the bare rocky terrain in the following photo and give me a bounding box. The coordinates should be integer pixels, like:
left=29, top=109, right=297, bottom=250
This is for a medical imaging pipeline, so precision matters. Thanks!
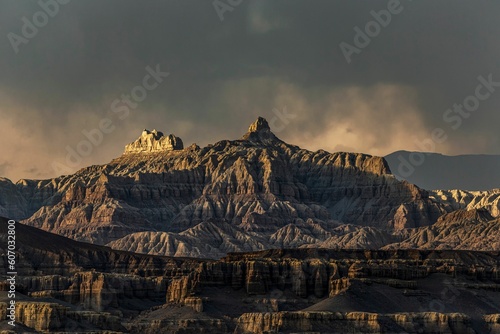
left=0, top=117, right=498, bottom=258
left=1, top=117, right=500, bottom=333
left=1, top=218, right=500, bottom=333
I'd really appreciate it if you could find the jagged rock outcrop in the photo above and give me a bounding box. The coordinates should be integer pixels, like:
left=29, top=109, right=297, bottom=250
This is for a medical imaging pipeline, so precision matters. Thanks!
left=431, top=189, right=500, bottom=218
left=313, top=226, right=398, bottom=250
left=384, top=209, right=500, bottom=250
left=164, top=249, right=500, bottom=302
left=0, top=117, right=447, bottom=247
left=234, top=311, right=476, bottom=334
left=0, top=218, right=198, bottom=332
left=0, top=117, right=498, bottom=255
left=485, top=314, right=500, bottom=334
left=329, top=277, right=351, bottom=296
left=15, top=302, right=68, bottom=332
left=109, top=205, right=500, bottom=257
left=2, top=219, right=500, bottom=333
left=240, top=116, right=281, bottom=144
left=108, top=220, right=271, bottom=258
left=124, top=129, right=184, bottom=153
left=13, top=302, right=124, bottom=332
left=183, top=297, right=204, bottom=312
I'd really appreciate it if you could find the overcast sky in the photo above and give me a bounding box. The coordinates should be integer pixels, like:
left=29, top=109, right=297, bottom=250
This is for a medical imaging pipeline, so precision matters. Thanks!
left=1, top=0, right=499, bottom=181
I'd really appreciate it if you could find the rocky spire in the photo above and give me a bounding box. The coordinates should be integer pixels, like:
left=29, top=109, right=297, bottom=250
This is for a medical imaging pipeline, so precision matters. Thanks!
left=124, top=129, right=183, bottom=154
left=248, top=117, right=270, bottom=133
left=241, top=116, right=280, bottom=143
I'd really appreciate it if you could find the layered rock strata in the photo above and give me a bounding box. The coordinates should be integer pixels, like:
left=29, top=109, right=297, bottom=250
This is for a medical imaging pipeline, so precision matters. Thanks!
left=0, top=117, right=452, bottom=248
left=124, top=129, right=184, bottom=154
left=2, top=219, right=500, bottom=333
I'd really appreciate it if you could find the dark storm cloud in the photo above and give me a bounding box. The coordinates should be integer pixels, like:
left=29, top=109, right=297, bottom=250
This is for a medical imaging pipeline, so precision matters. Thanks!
left=0, top=0, right=499, bottom=181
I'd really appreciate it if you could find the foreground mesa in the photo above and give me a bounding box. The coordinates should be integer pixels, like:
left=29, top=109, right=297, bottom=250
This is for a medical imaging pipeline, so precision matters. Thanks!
left=0, top=219, right=499, bottom=333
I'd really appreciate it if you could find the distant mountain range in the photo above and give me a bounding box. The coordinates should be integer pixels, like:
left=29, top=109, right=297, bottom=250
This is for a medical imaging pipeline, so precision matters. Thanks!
left=0, top=117, right=499, bottom=258
left=385, top=151, right=500, bottom=191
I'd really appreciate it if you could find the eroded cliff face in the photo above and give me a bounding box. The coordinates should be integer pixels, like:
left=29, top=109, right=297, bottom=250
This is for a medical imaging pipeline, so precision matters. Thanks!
left=0, top=118, right=451, bottom=256
left=12, top=301, right=124, bottom=332
left=153, top=249, right=500, bottom=333
left=431, top=189, right=500, bottom=218
left=0, top=219, right=199, bottom=332
left=124, top=129, right=184, bottom=154
left=0, top=117, right=498, bottom=259
left=164, top=249, right=500, bottom=304
left=234, top=311, right=476, bottom=334
left=384, top=209, right=500, bottom=250
left=18, top=272, right=168, bottom=311
left=486, top=314, right=500, bottom=334
left=2, top=220, right=500, bottom=333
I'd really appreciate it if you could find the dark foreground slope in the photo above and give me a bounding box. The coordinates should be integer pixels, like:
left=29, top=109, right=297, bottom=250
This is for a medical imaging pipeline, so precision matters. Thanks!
left=0, top=216, right=202, bottom=332
left=2, top=218, right=500, bottom=333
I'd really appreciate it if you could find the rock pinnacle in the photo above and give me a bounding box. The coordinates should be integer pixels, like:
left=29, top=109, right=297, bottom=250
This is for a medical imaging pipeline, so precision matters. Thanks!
left=248, top=117, right=270, bottom=133
left=241, top=117, right=280, bottom=143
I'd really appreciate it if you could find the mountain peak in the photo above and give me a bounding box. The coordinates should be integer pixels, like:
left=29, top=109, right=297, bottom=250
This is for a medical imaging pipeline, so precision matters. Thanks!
left=142, top=129, right=163, bottom=139
left=124, top=129, right=183, bottom=154
left=241, top=116, right=279, bottom=143
left=248, top=117, right=270, bottom=133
